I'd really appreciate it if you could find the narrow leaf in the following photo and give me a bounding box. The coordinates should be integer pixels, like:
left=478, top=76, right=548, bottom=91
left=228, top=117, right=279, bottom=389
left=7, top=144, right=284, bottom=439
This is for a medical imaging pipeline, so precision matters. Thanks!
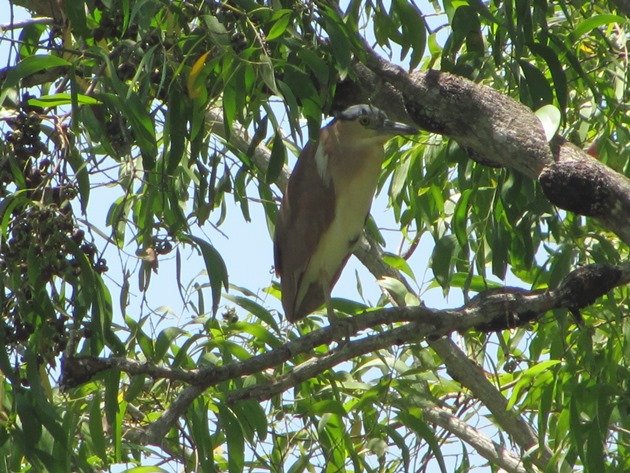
left=267, top=10, right=292, bottom=41
left=573, top=14, right=624, bottom=39
left=218, top=405, right=245, bottom=473
left=187, top=51, right=211, bottom=100
left=28, top=93, right=101, bottom=106
left=186, top=235, right=229, bottom=315
left=266, top=130, right=286, bottom=184
left=535, top=104, right=561, bottom=141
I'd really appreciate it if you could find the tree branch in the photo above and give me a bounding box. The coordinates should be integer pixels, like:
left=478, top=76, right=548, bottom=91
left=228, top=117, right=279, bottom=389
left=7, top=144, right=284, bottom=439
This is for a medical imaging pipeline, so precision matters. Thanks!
left=423, top=405, right=533, bottom=473
left=336, top=52, right=630, bottom=244
left=0, top=17, right=54, bottom=31
left=63, top=261, right=630, bottom=450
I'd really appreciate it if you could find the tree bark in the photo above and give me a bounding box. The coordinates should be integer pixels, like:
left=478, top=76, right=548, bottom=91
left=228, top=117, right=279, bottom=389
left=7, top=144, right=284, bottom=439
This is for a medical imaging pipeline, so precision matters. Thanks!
left=334, top=57, right=630, bottom=244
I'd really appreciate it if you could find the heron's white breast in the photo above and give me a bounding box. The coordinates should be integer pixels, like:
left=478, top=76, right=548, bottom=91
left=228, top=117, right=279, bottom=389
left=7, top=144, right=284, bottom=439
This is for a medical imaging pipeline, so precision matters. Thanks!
left=295, top=153, right=382, bottom=305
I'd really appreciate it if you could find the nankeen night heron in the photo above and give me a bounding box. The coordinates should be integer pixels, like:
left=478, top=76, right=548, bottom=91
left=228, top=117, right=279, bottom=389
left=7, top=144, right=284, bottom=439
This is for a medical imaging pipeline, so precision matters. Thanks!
left=273, top=104, right=417, bottom=322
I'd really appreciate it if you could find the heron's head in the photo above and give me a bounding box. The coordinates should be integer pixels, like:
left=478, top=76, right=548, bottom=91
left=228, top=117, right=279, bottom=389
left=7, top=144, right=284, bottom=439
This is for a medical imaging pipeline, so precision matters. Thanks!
left=330, top=104, right=418, bottom=145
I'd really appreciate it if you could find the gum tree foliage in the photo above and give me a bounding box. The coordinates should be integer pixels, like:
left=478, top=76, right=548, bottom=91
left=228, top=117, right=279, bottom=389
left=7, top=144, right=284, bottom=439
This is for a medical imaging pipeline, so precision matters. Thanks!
left=0, top=0, right=629, bottom=471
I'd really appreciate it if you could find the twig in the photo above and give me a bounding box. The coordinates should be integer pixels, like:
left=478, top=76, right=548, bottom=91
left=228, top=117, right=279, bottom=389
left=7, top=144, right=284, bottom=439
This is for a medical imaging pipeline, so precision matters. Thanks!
left=0, top=17, right=54, bottom=32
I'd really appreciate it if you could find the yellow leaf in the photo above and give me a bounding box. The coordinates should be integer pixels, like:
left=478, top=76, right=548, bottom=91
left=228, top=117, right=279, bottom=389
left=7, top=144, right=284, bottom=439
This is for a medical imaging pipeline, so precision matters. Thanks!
left=187, top=51, right=211, bottom=99
left=579, top=41, right=595, bottom=55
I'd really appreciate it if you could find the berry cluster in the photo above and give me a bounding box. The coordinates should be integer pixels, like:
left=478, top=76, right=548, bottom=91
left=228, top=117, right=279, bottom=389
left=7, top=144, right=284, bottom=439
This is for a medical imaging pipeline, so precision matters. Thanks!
left=0, top=98, right=108, bottom=368
left=214, top=3, right=249, bottom=53
left=3, top=204, right=108, bottom=281
left=2, top=98, right=48, bottom=195
left=92, top=1, right=139, bottom=42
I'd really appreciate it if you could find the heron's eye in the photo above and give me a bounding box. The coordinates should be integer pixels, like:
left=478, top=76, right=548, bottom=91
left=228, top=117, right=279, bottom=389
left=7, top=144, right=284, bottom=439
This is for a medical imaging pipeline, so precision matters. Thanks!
left=358, top=116, right=371, bottom=126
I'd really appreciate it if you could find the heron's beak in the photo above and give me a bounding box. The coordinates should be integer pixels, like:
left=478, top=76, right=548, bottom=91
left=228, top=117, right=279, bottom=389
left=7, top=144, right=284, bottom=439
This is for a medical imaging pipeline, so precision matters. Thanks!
left=378, top=119, right=418, bottom=136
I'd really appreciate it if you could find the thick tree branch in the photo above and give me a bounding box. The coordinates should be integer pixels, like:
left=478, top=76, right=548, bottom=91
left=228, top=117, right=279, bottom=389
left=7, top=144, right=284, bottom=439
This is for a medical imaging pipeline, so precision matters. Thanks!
left=64, top=264, right=628, bottom=388
left=336, top=54, right=630, bottom=244
left=541, top=137, right=630, bottom=242
left=63, top=261, right=630, bottom=449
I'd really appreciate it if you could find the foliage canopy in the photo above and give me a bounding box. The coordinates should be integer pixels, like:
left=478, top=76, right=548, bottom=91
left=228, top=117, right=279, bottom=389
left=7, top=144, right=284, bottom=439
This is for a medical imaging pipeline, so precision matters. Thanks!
left=0, top=0, right=629, bottom=472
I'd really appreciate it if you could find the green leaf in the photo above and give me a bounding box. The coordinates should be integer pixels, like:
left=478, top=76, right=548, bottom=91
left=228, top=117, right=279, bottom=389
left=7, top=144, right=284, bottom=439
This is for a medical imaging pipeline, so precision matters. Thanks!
left=229, top=321, right=282, bottom=349
left=187, top=398, right=214, bottom=471
left=297, top=48, right=331, bottom=86
left=125, top=375, right=147, bottom=403
left=323, top=9, right=352, bottom=76
left=89, top=392, right=107, bottom=463
left=65, top=0, right=88, bottom=37
left=522, top=359, right=562, bottom=378
left=27, top=93, right=101, bottom=107
left=166, top=90, right=189, bottom=174
left=0, top=55, right=71, bottom=105
left=382, top=252, right=416, bottom=280
left=267, top=10, right=292, bottom=41
left=573, top=14, right=625, bottom=39
left=385, top=425, right=410, bottom=470
left=518, top=60, right=553, bottom=108
left=187, top=51, right=211, bottom=101
left=98, top=92, right=157, bottom=170
left=223, top=294, right=280, bottom=334
left=317, top=413, right=345, bottom=473
left=395, top=0, right=426, bottom=69
left=491, top=223, right=508, bottom=280
left=331, top=297, right=369, bottom=315
left=154, top=327, right=187, bottom=361
left=0, top=194, right=29, bottom=238
left=529, top=42, right=568, bottom=111
left=447, top=273, right=503, bottom=292
left=222, top=82, right=238, bottom=139
left=548, top=244, right=574, bottom=289
left=450, top=5, right=481, bottom=53
left=377, top=276, right=419, bottom=306
left=18, top=22, right=46, bottom=58
left=585, top=423, right=605, bottom=473
left=16, top=392, right=42, bottom=450
left=95, top=275, right=124, bottom=355
left=67, top=147, right=90, bottom=212
left=507, top=360, right=561, bottom=409
left=103, top=370, right=122, bottom=460
left=431, top=235, right=458, bottom=289
left=452, top=189, right=472, bottom=248
left=389, top=153, right=411, bottom=200
left=276, top=80, right=301, bottom=142
left=259, top=55, right=279, bottom=96
left=300, top=399, right=347, bottom=417
left=218, top=405, right=245, bottom=473
left=186, top=235, right=229, bottom=315
left=246, top=114, right=268, bottom=159
left=535, top=104, right=561, bottom=141
left=232, top=400, right=268, bottom=442
left=266, top=130, right=286, bottom=184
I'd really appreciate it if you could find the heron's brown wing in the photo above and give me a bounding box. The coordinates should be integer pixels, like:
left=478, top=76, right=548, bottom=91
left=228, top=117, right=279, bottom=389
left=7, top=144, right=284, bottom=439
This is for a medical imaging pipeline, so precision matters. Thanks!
left=273, top=140, right=337, bottom=321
